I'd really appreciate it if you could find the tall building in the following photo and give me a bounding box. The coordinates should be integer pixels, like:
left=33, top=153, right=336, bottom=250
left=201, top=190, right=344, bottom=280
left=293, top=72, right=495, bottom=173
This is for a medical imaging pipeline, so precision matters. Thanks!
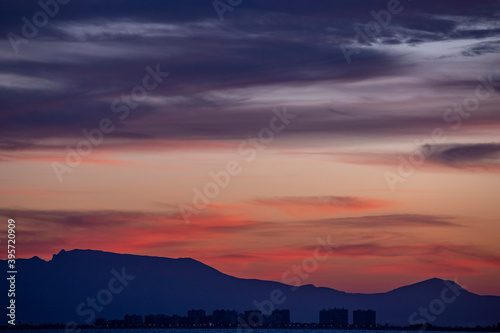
left=353, top=309, right=376, bottom=327
left=187, top=309, right=206, bottom=325
left=145, top=314, right=169, bottom=327
left=243, top=310, right=263, bottom=327
left=94, top=318, right=106, bottom=327
left=171, top=315, right=182, bottom=326
left=319, top=308, right=348, bottom=327
left=145, top=314, right=155, bottom=326
left=124, top=314, right=143, bottom=326
left=212, top=309, right=238, bottom=326
left=271, top=309, right=290, bottom=327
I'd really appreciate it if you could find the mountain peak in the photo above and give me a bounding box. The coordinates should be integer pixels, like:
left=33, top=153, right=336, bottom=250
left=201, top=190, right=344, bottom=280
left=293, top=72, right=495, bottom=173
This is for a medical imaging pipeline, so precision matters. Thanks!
left=3, top=249, right=499, bottom=326
left=52, top=248, right=123, bottom=260
left=388, top=277, right=467, bottom=296
left=51, top=248, right=66, bottom=260
left=418, top=277, right=464, bottom=289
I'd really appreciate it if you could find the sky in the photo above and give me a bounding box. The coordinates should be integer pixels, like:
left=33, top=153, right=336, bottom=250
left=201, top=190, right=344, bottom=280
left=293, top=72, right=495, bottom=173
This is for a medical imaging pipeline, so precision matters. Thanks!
left=0, top=0, right=499, bottom=296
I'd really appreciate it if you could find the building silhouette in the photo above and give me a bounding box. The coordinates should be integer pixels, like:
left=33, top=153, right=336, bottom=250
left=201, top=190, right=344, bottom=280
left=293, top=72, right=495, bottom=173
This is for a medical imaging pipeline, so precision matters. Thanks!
left=95, top=308, right=293, bottom=328
left=187, top=309, right=206, bottom=326
left=353, top=309, right=376, bottom=327
left=145, top=314, right=168, bottom=326
left=244, top=310, right=263, bottom=327
left=319, top=308, right=348, bottom=327
left=124, top=314, right=143, bottom=326
left=271, top=309, right=290, bottom=327
left=94, top=318, right=106, bottom=326
left=212, top=309, right=238, bottom=326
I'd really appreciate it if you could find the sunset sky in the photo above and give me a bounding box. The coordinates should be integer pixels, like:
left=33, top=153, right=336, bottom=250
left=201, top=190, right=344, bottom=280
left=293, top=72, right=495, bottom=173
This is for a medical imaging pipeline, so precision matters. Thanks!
left=1, top=0, right=500, bottom=296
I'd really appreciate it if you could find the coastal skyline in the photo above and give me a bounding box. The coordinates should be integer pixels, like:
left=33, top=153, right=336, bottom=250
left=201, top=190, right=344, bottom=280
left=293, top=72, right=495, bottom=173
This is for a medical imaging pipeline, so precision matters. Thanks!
left=4, top=248, right=499, bottom=327
left=1, top=0, right=500, bottom=300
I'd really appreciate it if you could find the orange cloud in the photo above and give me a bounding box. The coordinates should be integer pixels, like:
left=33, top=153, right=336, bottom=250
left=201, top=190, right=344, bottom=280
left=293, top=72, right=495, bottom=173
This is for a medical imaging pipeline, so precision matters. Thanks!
left=0, top=151, right=133, bottom=166
left=253, top=196, right=391, bottom=217
left=1, top=208, right=498, bottom=295
left=333, top=142, right=500, bottom=174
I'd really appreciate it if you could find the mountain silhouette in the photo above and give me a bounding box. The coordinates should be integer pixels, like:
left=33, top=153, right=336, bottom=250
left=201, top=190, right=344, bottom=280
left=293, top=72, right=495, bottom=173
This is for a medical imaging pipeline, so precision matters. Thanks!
left=3, top=249, right=499, bottom=326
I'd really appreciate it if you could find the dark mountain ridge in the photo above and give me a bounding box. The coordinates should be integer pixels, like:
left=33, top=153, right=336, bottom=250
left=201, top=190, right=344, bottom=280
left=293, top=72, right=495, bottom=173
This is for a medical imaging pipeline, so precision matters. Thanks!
left=3, top=249, right=499, bottom=326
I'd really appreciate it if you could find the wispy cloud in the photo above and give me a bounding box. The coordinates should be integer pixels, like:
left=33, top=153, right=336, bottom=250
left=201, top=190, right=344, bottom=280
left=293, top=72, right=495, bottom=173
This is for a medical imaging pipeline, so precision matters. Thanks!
left=253, top=196, right=390, bottom=217
left=425, top=142, right=500, bottom=169
left=1, top=207, right=497, bottom=290
left=309, top=214, right=461, bottom=228
left=1, top=0, right=499, bottom=158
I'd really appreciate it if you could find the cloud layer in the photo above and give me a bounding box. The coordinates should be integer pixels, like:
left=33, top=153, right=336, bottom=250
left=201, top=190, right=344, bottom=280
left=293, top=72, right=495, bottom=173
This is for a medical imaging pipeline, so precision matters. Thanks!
left=1, top=0, right=499, bottom=158
left=1, top=0, right=500, bottom=296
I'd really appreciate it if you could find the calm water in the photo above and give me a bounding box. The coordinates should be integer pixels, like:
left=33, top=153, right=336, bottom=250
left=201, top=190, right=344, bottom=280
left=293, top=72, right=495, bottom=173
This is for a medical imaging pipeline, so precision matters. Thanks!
left=3, top=328, right=494, bottom=333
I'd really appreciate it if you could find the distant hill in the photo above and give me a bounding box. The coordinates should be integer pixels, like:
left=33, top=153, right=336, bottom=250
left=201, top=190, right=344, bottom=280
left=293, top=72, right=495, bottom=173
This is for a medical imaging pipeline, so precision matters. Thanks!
left=2, top=249, right=500, bottom=326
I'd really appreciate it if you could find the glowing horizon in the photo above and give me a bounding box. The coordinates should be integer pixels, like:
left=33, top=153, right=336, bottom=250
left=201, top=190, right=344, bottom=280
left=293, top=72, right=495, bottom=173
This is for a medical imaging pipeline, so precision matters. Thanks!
left=1, top=0, right=500, bottom=299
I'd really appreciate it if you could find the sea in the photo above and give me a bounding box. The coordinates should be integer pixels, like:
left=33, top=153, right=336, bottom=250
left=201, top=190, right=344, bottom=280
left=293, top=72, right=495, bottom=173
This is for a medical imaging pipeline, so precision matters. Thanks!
left=0, top=329, right=497, bottom=333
